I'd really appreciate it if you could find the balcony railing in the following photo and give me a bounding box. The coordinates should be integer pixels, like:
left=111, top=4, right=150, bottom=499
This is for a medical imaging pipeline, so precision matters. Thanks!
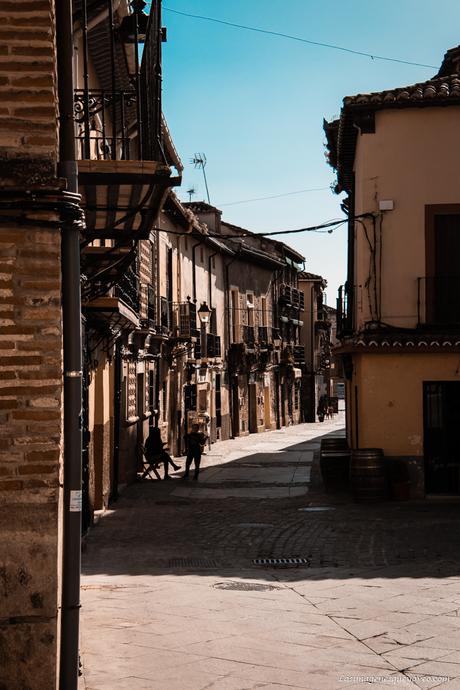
left=418, top=276, right=460, bottom=326
left=242, top=325, right=255, bottom=348
left=315, top=319, right=331, bottom=333
left=115, top=268, right=139, bottom=313
left=75, top=89, right=138, bottom=161
left=172, top=301, right=199, bottom=339
left=74, top=0, right=163, bottom=162
left=147, top=285, right=155, bottom=323
left=293, top=345, right=305, bottom=363
left=258, top=326, right=269, bottom=345
left=336, top=285, right=351, bottom=336
left=278, top=284, right=304, bottom=310
left=206, top=333, right=221, bottom=358
left=160, top=296, right=171, bottom=331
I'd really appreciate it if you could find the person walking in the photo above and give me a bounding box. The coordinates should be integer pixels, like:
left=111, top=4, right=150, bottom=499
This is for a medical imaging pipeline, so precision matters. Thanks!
left=183, top=423, right=208, bottom=481
left=144, top=426, right=180, bottom=480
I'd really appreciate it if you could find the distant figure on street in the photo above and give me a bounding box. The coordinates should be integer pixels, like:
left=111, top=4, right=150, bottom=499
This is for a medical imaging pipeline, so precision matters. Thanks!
left=317, top=396, right=327, bottom=422
left=144, top=426, right=180, bottom=480
left=183, top=424, right=209, bottom=481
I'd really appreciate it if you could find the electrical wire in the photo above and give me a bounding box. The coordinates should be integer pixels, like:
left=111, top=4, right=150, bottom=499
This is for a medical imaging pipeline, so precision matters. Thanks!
left=154, top=216, right=349, bottom=239
left=163, top=7, right=437, bottom=70
left=217, top=187, right=331, bottom=207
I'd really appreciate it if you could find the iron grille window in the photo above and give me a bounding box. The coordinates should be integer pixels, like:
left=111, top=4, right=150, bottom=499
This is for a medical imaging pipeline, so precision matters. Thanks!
left=242, top=325, right=255, bottom=348
left=160, top=296, right=170, bottom=330
left=115, top=268, right=139, bottom=313
left=184, top=384, right=197, bottom=412
left=206, top=334, right=221, bottom=358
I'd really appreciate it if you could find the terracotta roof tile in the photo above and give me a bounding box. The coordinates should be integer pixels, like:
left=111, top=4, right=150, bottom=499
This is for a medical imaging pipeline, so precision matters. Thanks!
left=343, top=74, right=460, bottom=109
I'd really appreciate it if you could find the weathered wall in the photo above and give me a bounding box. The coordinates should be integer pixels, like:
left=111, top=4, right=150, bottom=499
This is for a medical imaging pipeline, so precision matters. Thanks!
left=0, top=1, right=63, bottom=688
left=352, top=352, right=460, bottom=457
left=354, top=106, right=460, bottom=329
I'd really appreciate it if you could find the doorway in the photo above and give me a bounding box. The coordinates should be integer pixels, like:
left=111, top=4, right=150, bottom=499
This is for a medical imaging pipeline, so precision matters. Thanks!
left=424, top=381, right=460, bottom=494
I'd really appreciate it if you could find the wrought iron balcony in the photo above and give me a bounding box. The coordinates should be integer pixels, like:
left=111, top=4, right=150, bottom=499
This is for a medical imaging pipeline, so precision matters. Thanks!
left=293, top=345, right=305, bottom=363
left=315, top=318, right=331, bottom=333
left=417, top=276, right=460, bottom=327
left=242, top=325, right=255, bottom=348
left=115, top=267, right=140, bottom=313
left=336, top=285, right=351, bottom=336
left=258, top=326, right=269, bottom=345
left=172, top=301, right=199, bottom=340
left=206, top=333, right=221, bottom=358
left=160, top=296, right=171, bottom=332
left=140, top=284, right=156, bottom=329
left=147, top=284, right=155, bottom=323
left=75, top=89, right=138, bottom=161
left=278, top=284, right=304, bottom=310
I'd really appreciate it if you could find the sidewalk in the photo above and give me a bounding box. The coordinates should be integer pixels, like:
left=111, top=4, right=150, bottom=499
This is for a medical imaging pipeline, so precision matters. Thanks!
left=80, top=415, right=460, bottom=690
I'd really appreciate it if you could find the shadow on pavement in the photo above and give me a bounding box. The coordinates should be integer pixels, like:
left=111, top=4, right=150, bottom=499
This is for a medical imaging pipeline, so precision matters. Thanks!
left=82, top=430, right=460, bottom=582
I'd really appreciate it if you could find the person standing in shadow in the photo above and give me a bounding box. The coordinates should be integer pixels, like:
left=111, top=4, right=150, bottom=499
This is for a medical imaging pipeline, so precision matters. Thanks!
left=183, top=423, right=208, bottom=481
left=144, top=426, right=180, bottom=480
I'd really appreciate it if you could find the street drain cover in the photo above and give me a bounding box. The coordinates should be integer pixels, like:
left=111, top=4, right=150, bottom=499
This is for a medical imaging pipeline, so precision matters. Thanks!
left=253, top=557, right=310, bottom=568
left=169, top=558, right=219, bottom=569
left=214, top=582, right=280, bottom=591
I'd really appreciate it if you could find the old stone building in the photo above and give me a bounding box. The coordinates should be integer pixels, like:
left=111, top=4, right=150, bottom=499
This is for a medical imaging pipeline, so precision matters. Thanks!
left=75, top=0, right=180, bottom=525
left=156, top=193, right=232, bottom=456
left=187, top=202, right=306, bottom=435
left=299, top=272, right=329, bottom=421
left=325, top=43, right=460, bottom=498
left=0, top=0, right=71, bottom=688
left=0, top=0, right=328, bottom=686
left=0, top=0, right=179, bottom=686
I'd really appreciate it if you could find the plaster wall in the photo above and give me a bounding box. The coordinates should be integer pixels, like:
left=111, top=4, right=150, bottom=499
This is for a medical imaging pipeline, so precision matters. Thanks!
left=352, top=352, right=460, bottom=456
left=353, top=106, right=460, bottom=329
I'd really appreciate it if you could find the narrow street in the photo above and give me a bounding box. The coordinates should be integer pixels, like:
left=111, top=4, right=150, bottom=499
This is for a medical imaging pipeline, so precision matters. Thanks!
left=80, top=417, right=460, bottom=690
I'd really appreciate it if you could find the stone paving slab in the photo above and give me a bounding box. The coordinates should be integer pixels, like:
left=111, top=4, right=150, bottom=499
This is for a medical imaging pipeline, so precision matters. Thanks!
left=80, top=415, right=460, bottom=690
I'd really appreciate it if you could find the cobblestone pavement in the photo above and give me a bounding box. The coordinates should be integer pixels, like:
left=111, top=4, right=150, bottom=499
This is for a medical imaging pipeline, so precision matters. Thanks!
left=80, top=414, right=460, bottom=690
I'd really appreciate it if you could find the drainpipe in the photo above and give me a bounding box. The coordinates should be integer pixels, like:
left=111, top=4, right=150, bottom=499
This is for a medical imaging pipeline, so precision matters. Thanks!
left=56, top=1, right=83, bottom=689
left=208, top=250, right=217, bottom=310
left=110, top=339, right=122, bottom=503
left=191, top=238, right=203, bottom=302
left=346, top=180, right=355, bottom=332
left=224, top=251, right=240, bottom=438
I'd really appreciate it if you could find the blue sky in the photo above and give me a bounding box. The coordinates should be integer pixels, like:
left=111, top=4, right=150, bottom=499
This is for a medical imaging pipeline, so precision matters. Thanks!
left=159, top=1, right=460, bottom=301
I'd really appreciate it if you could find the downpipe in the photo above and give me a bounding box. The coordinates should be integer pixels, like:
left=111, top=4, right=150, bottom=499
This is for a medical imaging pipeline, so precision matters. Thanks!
left=56, top=0, right=83, bottom=688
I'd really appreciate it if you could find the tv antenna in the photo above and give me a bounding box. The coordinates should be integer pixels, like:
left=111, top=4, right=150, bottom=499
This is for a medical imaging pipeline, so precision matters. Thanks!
left=186, top=187, right=196, bottom=202
left=191, top=153, right=210, bottom=204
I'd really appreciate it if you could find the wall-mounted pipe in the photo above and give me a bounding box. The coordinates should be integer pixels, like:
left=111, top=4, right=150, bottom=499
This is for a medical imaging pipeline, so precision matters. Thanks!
left=192, top=238, right=203, bottom=303
left=56, top=0, right=83, bottom=688
left=208, top=250, right=217, bottom=313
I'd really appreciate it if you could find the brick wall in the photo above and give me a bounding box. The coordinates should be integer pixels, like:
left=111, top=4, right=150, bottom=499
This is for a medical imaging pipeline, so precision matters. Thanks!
left=0, top=1, right=63, bottom=688
left=0, top=0, right=58, bottom=163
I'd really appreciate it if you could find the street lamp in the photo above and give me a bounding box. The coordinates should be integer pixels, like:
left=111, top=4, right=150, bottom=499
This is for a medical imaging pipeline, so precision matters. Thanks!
left=197, top=301, right=211, bottom=325
left=197, top=301, right=211, bottom=358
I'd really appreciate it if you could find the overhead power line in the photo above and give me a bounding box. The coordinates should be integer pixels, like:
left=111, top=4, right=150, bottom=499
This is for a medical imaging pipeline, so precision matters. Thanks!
left=163, top=7, right=437, bottom=70
left=154, top=217, right=348, bottom=239
left=218, top=186, right=331, bottom=207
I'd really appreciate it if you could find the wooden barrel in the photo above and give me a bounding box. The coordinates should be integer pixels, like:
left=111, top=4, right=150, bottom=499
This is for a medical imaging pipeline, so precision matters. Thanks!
left=350, top=448, right=386, bottom=502
left=320, top=437, right=350, bottom=490
left=321, top=437, right=349, bottom=452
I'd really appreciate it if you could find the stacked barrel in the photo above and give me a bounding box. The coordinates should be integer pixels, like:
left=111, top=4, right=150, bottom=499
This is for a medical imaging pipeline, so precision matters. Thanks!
left=350, top=448, right=386, bottom=502
left=319, top=437, right=350, bottom=490
left=320, top=438, right=387, bottom=502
